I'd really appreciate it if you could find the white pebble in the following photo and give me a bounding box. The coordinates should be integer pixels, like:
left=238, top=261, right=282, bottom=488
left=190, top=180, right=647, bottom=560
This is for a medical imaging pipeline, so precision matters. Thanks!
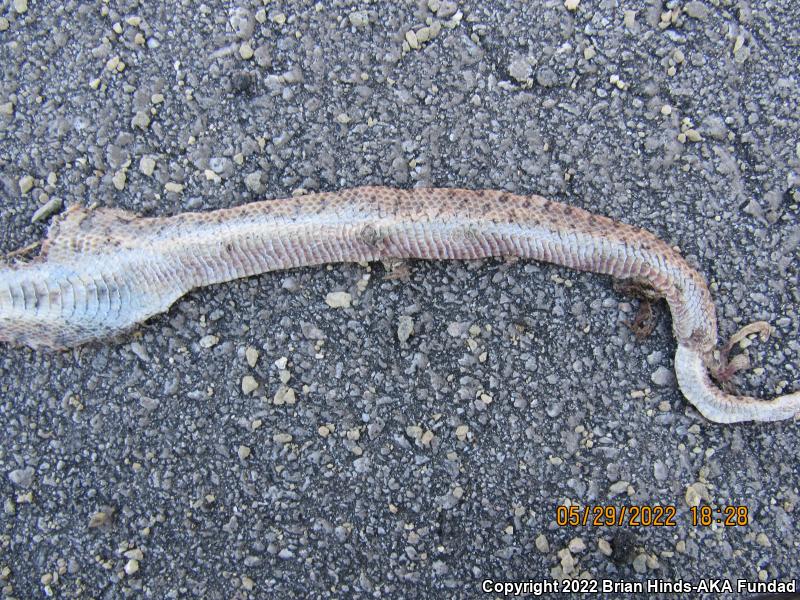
left=124, top=559, right=139, bottom=576
left=241, top=375, right=258, bottom=395
left=325, top=291, right=352, bottom=308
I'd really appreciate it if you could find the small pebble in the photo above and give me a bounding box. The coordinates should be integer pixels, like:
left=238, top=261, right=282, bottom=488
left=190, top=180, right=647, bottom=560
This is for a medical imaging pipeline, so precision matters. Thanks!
left=685, top=482, right=707, bottom=507
left=112, top=170, right=126, bottom=190
left=651, top=366, right=674, bottom=386
left=632, top=553, right=647, bottom=573
left=124, top=549, right=143, bottom=561
left=684, top=1, right=709, bottom=19
left=199, top=334, right=218, bottom=349
left=124, top=559, right=139, bottom=576
left=685, top=129, right=702, bottom=142
left=31, top=197, right=62, bottom=223
left=239, top=42, right=253, bottom=60
left=131, top=111, right=150, bottom=129
left=245, top=346, right=259, bottom=367
left=609, top=480, right=629, bottom=495
left=325, top=291, right=352, bottom=308
left=535, top=67, right=558, bottom=88
left=253, top=45, right=272, bottom=67
left=140, top=156, right=156, bottom=176
left=88, top=510, right=111, bottom=528
left=397, top=315, right=414, bottom=343
left=244, top=171, right=265, bottom=194
left=229, top=8, right=254, bottom=39
left=8, top=467, right=34, bottom=488
left=348, top=11, right=369, bottom=27
left=415, top=27, right=431, bottom=43
left=19, top=175, right=34, bottom=194
left=241, top=375, right=258, bottom=395
left=508, top=57, right=532, bottom=83
left=129, top=341, right=149, bottom=362
left=558, top=548, right=575, bottom=574
left=623, top=10, right=636, bottom=30
left=273, top=386, right=296, bottom=405
left=568, top=537, right=586, bottom=553
left=406, top=425, right=423, bottom=440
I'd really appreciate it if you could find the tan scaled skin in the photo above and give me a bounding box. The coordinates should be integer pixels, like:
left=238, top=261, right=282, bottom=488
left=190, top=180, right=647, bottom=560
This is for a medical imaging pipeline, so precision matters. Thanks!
left=0, top=187, right=797, bottom=423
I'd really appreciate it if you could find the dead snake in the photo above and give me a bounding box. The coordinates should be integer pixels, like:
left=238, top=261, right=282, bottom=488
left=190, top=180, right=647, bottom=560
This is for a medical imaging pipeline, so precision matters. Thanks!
left=1, top=187, right=797, bottom=423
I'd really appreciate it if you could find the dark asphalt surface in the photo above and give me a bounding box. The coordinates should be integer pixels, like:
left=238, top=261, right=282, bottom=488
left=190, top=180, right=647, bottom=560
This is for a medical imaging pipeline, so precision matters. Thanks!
left=1, top=1, right=798, bottom=598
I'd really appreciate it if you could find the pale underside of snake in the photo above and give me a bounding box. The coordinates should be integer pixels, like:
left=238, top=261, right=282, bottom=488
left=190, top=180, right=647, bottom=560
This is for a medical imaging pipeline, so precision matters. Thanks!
left=0, top=187, right=797, bottom=424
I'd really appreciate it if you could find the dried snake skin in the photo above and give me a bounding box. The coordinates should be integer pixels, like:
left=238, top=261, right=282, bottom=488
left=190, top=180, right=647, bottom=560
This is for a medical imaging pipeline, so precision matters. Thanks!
left=1, top=187, right=797, bottom=423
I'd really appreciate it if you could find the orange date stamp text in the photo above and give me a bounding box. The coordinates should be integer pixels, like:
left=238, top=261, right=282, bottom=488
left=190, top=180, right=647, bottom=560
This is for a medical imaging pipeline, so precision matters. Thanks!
left=556, top=504, right=750, bottom=527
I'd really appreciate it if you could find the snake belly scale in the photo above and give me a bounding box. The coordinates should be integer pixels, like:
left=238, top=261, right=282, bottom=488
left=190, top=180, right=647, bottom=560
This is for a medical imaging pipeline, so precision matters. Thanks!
left=0, top=187, right=797, bottom=423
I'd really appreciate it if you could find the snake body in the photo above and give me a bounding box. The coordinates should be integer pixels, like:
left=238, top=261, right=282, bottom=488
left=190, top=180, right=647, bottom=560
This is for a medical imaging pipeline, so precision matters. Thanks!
left=1, top=187, right=797, bottom=423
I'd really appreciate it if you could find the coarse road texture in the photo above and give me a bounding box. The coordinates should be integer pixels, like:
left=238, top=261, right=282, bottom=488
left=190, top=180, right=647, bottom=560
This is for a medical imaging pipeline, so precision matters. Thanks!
left=0, top=1, right=798, bottom=598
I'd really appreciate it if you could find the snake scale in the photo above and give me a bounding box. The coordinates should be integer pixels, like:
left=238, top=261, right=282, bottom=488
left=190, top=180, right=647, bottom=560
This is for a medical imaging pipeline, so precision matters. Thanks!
left=0, top=187, right=797, bottom=423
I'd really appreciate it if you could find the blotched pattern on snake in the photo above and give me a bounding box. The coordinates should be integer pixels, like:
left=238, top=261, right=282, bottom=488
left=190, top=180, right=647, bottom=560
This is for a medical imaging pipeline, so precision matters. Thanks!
left=1, top=187, right=797, bottom=423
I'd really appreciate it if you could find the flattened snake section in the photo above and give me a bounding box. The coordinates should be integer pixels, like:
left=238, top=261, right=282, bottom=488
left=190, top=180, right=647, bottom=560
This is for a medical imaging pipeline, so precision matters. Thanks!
left=0, top=187, right=797, bottom=423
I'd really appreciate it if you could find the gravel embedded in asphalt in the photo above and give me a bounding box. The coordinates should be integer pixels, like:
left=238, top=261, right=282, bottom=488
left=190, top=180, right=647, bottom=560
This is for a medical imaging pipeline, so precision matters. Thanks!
left=1, top=1, right=798, bottom=597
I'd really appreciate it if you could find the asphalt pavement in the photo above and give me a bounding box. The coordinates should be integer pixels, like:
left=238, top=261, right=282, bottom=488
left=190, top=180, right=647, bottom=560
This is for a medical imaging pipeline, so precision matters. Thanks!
left=1, top=1, right=798, bottom=597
